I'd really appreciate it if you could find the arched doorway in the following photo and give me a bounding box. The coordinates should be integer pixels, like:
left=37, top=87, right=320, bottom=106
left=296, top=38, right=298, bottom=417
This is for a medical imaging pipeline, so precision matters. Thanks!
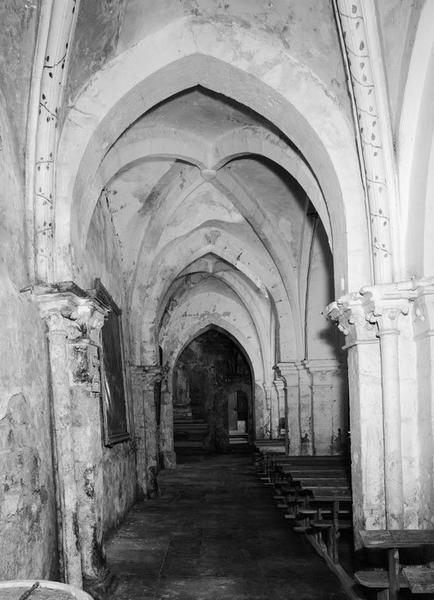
left=172, top=327, right=253, bottom=455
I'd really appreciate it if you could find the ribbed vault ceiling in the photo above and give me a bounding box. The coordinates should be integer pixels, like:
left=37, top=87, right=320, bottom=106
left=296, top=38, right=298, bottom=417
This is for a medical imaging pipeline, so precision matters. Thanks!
left=87, top=84, right=326, bottom=368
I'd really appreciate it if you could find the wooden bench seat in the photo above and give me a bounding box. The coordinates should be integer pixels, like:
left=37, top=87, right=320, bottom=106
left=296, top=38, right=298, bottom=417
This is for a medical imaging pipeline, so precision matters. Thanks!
left=355, top=569, right=409, bottom=592
left=356, top=563, right=434, bottom=596
left=402, top=566, right=434, bottom=594
left=359, top=530, right=434, bottom=599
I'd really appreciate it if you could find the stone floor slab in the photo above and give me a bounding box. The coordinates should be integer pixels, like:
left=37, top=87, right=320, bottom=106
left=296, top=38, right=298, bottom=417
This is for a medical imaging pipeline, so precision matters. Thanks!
left=106, top=454, right=348, bottom=599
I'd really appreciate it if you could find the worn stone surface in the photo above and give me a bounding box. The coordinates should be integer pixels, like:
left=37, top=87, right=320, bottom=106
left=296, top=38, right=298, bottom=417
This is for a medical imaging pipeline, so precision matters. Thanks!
left=0, top=1, right=38, bottom=153
left=106, top=454, right=347, bottom=600
left=65, top=0, right=127, bottom=111
left=0, top=96, right=57, bottom=578
left=102, top=442, right=136, bottom=536
left=84, top=195, right=137, bottom=539
left=2, top=0, right=434, bottom=587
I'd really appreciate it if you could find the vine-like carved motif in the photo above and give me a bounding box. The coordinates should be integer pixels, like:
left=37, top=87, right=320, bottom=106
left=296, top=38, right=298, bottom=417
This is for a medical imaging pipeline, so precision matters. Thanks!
left=34, top=0, right=80, bottom=282
left=334, top=0, right=394, bottom=283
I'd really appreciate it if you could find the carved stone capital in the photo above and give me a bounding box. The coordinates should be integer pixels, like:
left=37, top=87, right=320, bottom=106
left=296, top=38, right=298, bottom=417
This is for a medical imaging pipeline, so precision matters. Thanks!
left=413, top=282, right=434, bottom=338
left=361, top=284, right=411, bottom=335
left=28, top=281, right=108, bottom=342
left=26, top=282, right=109, bottom=390
left=327, top=294, right=377, bottom=347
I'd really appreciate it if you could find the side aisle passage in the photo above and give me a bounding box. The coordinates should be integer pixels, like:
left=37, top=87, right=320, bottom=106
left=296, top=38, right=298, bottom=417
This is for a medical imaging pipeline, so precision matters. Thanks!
left=106, top=455, right=348, bottom=600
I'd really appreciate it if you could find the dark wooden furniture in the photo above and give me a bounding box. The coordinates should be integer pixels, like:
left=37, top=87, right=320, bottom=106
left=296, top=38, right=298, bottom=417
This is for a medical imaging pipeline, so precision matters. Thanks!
left=356, top=529, right=434, bottom=599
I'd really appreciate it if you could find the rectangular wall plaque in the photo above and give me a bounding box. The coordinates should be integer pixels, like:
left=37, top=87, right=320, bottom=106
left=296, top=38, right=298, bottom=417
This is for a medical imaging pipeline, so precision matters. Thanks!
left=94, top=279, right=130, bottom=447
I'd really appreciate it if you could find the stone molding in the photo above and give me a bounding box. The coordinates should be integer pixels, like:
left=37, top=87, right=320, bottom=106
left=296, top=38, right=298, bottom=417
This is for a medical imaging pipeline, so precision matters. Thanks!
left=275, top=361, right=300, bottom=386
left=412, top=281, right=434, bottom=339
left=31, top=1, right=80, bottom=282
left=326, top=278, right=434, bottom=344
left=333, top=0, right=398, bottom=282
left=29, top=282, right=109, bottom=390
left=305, top=358, right=344, bottom=372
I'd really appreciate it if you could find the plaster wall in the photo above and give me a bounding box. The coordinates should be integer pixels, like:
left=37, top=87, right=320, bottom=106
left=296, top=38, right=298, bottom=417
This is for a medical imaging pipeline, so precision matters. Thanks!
left=304, top=220, right=348, bottom=455
left=0, top=100, right=57, bottom=578
left=84, top=197, right=136, bottom=536
left=0, top=1, right=38, bottom=152
left=376, top=0, right=424, bottom=131
left=305, top=220, right=342, bottom=362
left=159, top=279, right=263, bottom=378
left=66, top=0, right=350, bottom=122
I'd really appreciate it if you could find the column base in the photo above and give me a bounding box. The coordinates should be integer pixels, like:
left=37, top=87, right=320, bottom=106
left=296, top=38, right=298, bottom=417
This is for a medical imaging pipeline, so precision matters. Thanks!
left=83, top=567, right=117, bottom=600
left=162, top=450, right=177, bottom=469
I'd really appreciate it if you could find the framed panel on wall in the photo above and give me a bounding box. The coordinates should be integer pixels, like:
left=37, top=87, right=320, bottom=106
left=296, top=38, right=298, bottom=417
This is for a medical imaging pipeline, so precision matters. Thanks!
left=93, top=278, right=130, bottom=447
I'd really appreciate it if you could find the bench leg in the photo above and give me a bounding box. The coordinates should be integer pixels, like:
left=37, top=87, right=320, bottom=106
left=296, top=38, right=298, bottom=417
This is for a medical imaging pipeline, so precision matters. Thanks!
left=331, top=500, right=339, bottom=564
left=377, top=590, right=389, bottom=600
left=388, top=548, right=400, bottom=600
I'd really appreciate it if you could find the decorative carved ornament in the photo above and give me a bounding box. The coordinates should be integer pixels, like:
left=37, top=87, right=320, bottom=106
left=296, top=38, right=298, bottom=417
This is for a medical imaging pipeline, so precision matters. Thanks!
left=333, top=0, right=398, bottom=283
left=32, top=1, right=80, bottom=282
left=328, top=277, right=434, bottom=343
left=25, top=281, right=108, bottom=389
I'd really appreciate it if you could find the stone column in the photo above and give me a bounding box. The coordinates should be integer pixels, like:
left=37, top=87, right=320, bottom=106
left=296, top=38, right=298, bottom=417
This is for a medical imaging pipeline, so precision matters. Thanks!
left=298, top=361, right=313, bottom=455
left=130, top=365, right=162, bottom=498
left=363, top=289, right=408, bottom=529
left=307, top=359, right=348, bottom=455
left=263, top=383, right=276, bottom=438
left=270, top=381, right=282, bottom=439
left=414, top=284, right=434, bottom=528
left=42, top=309, right=83, bottom=588
left=277, top=362, right=301, bottom=455
left=273, top=375, right=287, bottom=449
left=328, top=296, right=386, bottom=547
left=35, top=284, right=111, bottom=593
left=68, top=304, right=113, bottom=597
left=159, top=365, right=176, bottom=469
left=253, top=380, right=267, bottom=438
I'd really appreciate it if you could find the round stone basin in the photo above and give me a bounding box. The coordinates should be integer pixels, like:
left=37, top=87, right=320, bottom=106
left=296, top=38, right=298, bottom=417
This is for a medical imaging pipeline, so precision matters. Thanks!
left=0, top=580, right=93, bottom=600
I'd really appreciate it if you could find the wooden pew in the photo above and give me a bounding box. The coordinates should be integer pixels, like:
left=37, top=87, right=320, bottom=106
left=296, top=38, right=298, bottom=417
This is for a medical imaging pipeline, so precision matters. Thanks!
left=257, top=450, right=353, bottom=565
left=356, top=529, right=434, bottom=599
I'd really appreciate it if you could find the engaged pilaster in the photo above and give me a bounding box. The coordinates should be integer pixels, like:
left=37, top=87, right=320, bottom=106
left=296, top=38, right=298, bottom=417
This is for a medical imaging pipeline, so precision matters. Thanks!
left=411, top=280, right=434, bottom=528
left=328, top=294, right=385, bottom=544
left=307, top=359, right=348, bottom=456
left=276, top=362, right=301, bottom=455
left=160, top=365, right=177, bottom=469
left=130, top=365, right=162, bottom=497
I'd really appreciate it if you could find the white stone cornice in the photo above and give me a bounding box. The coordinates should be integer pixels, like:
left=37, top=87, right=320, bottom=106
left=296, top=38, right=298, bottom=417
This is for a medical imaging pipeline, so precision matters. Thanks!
left=305, top=358, right=345, bottom=372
